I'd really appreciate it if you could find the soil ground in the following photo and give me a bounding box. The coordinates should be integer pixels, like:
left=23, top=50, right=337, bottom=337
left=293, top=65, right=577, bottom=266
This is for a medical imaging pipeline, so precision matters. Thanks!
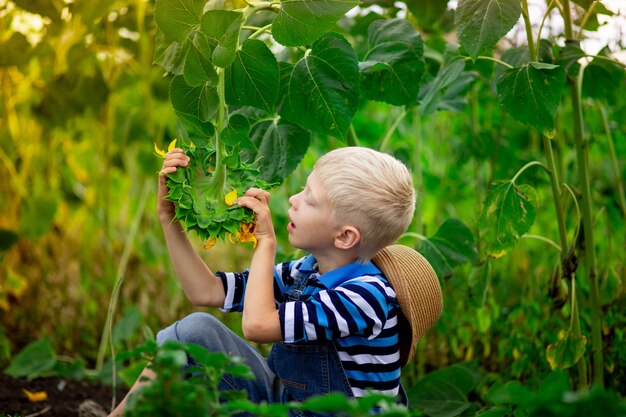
left=0, top=374, right=128, bottom=417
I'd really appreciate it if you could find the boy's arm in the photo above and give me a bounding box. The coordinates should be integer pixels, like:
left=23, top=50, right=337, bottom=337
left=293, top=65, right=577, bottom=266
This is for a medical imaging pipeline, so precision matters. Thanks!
left=234, top=189, right=282, bottom=343
left=158, top=150, right=225, bottom=308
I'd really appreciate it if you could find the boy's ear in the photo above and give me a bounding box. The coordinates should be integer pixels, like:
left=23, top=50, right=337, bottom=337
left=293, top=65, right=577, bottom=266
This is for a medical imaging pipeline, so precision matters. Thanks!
left=334, top=226, right=361, bottom=250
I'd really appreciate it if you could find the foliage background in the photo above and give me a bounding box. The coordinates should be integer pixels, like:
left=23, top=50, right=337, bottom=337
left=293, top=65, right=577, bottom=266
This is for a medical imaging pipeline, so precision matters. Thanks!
left=1, top=0, right=625, bottom=407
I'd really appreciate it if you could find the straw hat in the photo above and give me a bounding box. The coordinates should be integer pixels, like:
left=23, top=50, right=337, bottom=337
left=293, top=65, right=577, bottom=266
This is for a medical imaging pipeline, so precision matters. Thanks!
left=372, top=245, right=443, bottom=367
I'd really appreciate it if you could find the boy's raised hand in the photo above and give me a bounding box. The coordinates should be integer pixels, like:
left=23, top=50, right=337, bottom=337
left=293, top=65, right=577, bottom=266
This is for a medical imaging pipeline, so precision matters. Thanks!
left=234, top=189, right=276, bottom=245
left=157, top=148, right=189, bottom=223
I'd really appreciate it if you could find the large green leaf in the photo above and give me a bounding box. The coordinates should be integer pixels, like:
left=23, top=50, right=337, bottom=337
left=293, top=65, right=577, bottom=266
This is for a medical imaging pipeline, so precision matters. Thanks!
left=200, top=10, right=243, bottom=68
left=246, top=119, right=312, bottom=184
left=153, top=29, right=187, bottom=75
left=496, top=62, right=565, bottom=135
left=407, top=0, right=450, bottom=32
left=479, top=181, right=538, bottom=258
left=418, top=218, right=477, bottom=280
left=5, top=339, right=57, bottom=379
left=278, top=32, right=359, bottom=138
left=183, top=32, right=218, bottom=87
left=225, top=39, right=280, bottom=112
left=572, top=0, right=614, bottom=32
left=154, top=0, right=206, bottom=43
left=555, top=41, right=585, bottom=75
left=419, top=56, right=466, bottom=115
left=221, top=113, right=255, bottom=150
left=434, top=72, right=476, bottom=112
left=408, top=363, right=480, bottom=417
left=272, top=0, right=360, bottom=47
left=494, top=47, right=530, bottom=80
left=455, top=0, right=521, bottom=59
left=546, top=331, right=587, bottom=370
left=359, top=19, right=425, bottom=106
left=169, top=75, right=219, bottom=129
left=582, top=47, right=626, bottom=101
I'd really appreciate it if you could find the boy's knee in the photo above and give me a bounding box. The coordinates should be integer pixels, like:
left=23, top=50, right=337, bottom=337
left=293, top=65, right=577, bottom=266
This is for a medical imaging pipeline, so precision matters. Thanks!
left=156, top=312, right=222, bottom=346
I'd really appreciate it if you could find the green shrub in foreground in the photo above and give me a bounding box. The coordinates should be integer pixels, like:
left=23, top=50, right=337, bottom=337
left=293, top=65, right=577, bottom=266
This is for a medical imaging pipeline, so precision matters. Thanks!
left=118, top=341, right=626, bottom=417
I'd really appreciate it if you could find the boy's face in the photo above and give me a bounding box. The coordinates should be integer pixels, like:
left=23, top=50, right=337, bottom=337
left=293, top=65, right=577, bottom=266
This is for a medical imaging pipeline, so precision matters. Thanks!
left=287, top=169, right=340, bottom=255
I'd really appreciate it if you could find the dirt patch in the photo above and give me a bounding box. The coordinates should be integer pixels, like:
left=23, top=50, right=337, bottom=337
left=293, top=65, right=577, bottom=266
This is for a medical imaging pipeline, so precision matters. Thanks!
left=0, top=374, right=128, bottom=417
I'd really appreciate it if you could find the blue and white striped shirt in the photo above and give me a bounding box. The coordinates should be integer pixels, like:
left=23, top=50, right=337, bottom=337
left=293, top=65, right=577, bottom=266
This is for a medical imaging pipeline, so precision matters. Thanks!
left=216, top=255, right=402, bottom=397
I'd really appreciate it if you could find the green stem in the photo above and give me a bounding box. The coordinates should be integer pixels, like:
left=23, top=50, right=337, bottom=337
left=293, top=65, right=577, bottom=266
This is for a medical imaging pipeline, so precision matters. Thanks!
left=471, top=56, right=513, bottom=69
left=245, top=23, right=272, bottom=40
left=541, top=133, right=588, bottom=388
left=242, top=1, right=279, bottom=19
left=511, top=160, right=549, bottom=183
left=520, top=234, right=562, bottom=252
left=561, top=0, right=575, bottom=40
left=211, top=68, right=227, bottom=195
left=401, top=232, right=428, bottom=242
left=542, top=136, right=569, bottom=252
left=569, top=53, right=604, bottom=386
left=536, top=0, right=557, bottom=53
left=585, top=54, right=626, bottom=69
left=598, top=104, right=626, bottom=219
left=577, top=0, right=599, bottom=40
left=96, top=179, right=152, bottom=372
left=520, top=0, right=538, bottom=61
left=379, top=109, right=407, bottom=153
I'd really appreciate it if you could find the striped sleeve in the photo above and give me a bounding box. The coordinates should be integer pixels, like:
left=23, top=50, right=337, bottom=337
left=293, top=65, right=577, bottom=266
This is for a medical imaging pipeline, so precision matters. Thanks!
left=279, top=276, right=393, bottom=343
left=216, top=260, right=293, bottom=312
left=216, top=271, right=248, bottom=312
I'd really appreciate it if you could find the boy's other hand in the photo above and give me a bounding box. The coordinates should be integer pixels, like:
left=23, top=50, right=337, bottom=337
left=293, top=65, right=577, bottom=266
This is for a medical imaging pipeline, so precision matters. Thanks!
left=157, top=148, right=189, bottom=223
left=235, top=189, right=276, bottom=245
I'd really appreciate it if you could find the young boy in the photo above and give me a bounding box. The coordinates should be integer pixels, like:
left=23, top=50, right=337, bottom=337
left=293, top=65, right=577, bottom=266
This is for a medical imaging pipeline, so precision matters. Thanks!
left=110, top=146, right=417, bottom=416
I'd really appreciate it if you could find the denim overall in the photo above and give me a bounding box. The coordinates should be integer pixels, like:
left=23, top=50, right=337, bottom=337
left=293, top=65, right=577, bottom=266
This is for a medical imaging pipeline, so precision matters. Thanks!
left=268, top=268, right=354, bottom=416
left=157, top=263, right=408, bottom=416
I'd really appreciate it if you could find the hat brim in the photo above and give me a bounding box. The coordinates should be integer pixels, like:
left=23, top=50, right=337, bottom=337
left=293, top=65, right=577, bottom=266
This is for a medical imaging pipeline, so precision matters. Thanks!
left=372, top=245, right=443, bottom=367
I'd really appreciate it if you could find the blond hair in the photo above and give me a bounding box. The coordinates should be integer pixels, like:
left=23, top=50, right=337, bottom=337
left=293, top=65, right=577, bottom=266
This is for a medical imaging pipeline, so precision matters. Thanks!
left=314, top=147, right=416, bottom=260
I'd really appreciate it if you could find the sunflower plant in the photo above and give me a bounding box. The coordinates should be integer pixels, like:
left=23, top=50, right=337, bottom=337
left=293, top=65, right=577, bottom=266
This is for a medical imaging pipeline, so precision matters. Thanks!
left=152, top=0, right=426, bottom=248
left=155, top=138, right=270, bottom=249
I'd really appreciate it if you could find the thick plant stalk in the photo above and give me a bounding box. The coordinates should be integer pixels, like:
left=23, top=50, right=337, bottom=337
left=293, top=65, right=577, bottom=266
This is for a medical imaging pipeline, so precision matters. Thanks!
left=570, top=72, right=603, bottom=386
left=520, top=0, right=537, bottom=61
left=211, top=68, right=228, bottom=196
left=521, top=0, right=590, bottom=387
left=542, top=135, right=588, bottom=388
left=561, top=0, right=604, bottom=387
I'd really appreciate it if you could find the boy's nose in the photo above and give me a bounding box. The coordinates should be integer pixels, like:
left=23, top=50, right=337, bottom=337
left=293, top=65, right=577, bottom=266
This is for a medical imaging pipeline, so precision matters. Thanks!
left=288, top=193, right=299, bottom=207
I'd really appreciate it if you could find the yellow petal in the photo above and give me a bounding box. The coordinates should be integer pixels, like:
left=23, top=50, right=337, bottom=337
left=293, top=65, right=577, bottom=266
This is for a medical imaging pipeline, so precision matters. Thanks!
left=167, top=138, right=178, bottom=151
left=237, top=223, right=257, bottom=248
left=224, top=189, right=238, bottom=206
left=23, top=389, right=47, bottom=402
left=202, top=238, right=217, bottom=250
left=153, top=143, right=166, bottom=158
